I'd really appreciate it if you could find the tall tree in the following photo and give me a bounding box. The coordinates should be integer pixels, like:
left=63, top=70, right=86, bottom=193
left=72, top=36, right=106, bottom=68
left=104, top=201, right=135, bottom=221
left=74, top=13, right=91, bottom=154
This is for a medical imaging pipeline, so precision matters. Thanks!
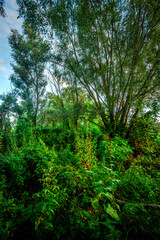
left=9, top=25, right=50, bottom=126
left=17, top=0, right=160, bottom=135
left=0, top=93, right=13, bottom=133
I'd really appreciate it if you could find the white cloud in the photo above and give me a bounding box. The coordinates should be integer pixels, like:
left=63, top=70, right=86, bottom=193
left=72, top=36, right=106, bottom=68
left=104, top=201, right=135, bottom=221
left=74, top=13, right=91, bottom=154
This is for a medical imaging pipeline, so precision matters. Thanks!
left=0, top=58, right=9, bottom=64
left=0, top=66, right=8, bottom=72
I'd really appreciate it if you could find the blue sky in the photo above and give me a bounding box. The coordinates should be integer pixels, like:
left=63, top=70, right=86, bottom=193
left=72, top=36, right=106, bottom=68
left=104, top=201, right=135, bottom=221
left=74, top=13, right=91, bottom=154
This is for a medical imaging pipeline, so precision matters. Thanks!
left=0, top=0, right=22, bottom=95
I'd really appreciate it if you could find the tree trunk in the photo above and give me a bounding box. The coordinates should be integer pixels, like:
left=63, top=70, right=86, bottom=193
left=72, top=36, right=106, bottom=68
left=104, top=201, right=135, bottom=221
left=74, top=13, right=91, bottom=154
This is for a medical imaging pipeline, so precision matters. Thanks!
left=125, top=108, right=139, bottom=139
left=33, top=114, right=37, bottom=127
left=2, top=114, right=5, bottom=133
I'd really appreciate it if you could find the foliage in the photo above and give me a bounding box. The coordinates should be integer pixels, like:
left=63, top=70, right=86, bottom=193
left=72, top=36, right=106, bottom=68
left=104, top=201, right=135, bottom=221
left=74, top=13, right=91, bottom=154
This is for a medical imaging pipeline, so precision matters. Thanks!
left=9, top=25, right=50, bottom=126
left=98, top=136, right=133, bottom=171
left=15, top=119, right=33, bottom=147
left=116, top=165, right=160, bottom=239
left=33, top=125, right=75, bottom=150
left=0, top=93, right=13, bottom=133
left=17, top=0, right=160, bottom=133
left=128, top=116, right=160, bottom=154
left=0, top=125, right=160, bottom=239
left=0, top=1, right=160, bottom=239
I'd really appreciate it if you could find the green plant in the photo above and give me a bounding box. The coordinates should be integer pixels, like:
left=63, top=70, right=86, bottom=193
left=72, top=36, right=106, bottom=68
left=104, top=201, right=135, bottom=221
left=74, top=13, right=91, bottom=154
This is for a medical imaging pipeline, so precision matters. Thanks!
left=98, top=136, right=133, bottom=171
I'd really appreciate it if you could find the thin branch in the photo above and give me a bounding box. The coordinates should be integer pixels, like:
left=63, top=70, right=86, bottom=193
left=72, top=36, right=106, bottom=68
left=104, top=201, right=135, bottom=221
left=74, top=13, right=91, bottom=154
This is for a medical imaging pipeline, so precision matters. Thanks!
left=116, top=199, right=160, bottom=208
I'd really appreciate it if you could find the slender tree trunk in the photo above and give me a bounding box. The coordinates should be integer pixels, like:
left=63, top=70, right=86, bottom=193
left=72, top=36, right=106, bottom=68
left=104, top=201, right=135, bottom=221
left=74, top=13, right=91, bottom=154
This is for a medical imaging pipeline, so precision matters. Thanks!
left=125, top=108, right=139, bottom=139
left=2, top=114, right=5, bottom=133
left=100, top=111, right=108, bottom=130
left=33, top=114, right=37, bottom=127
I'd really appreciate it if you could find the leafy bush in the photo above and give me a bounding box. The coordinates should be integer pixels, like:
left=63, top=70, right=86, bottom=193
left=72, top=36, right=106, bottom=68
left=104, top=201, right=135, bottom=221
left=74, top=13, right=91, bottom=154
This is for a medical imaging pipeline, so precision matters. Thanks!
left=15, top=119, right=33, bottom=147
left=33, top=126, right=75, bottom=150
left=0, top=135, right=122, bottom=239
left=98, top=136, right=133, bottom=171
left=129, top=117, right=160, bottom=155
left=115, top=165, right=160, bottom=239
left=0, top=124, right=160, bottom=239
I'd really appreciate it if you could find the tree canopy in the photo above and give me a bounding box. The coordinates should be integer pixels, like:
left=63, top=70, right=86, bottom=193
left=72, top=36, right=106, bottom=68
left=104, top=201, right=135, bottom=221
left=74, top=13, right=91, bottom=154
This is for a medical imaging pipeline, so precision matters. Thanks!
left=16, top=0, right=160, bottom=135
left=9, top=25, right=50, bottom=126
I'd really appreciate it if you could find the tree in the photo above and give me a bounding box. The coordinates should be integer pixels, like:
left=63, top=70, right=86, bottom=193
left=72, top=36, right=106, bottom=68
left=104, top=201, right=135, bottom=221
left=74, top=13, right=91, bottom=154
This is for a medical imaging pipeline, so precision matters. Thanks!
left=17, top=0, right=160, bottom=135
left=0, top=93, right=13, bottom=133
left=40, top=84, right=86, bottom=129
left=0, top=0, right=6, bottom=17
left=9, top=25, right=50, bottom=126
left=47, top=67, right=87, bottom=128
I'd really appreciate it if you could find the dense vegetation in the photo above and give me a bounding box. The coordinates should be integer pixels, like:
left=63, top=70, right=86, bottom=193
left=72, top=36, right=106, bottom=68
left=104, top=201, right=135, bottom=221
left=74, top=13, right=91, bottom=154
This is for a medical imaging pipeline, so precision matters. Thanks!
left=0, top=0, right=160, bottom=239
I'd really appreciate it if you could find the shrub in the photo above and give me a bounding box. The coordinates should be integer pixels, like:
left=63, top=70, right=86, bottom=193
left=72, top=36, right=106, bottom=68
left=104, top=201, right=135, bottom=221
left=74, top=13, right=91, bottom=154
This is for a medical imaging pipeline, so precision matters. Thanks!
left=0, top=126, right=160, bottom=239
left=98, top=136, right=133, bottom=171
left=129, top=117, right=160, bottom=155
left=33, top=126, right=75, bottom=150
left=116, top=166, right=160, bottom=239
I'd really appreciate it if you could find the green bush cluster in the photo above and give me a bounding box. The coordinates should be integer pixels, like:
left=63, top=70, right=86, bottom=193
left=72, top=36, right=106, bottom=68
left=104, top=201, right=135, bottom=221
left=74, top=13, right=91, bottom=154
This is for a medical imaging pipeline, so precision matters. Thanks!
left=98, top=136, right=133, bottom=171
left=128, top=117, right=160, bottom=155
left=0, top=124, right=160, bottom=239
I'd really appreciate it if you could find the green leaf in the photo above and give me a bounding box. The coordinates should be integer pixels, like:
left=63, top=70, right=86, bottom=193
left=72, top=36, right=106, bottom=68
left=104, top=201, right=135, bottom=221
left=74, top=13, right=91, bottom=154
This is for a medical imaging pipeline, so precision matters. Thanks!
left=94, top=180, right=103, bottom=186
left=46, top=222, right=53, bottom=228
left=100, top=192, right=114, bottom=202
left=104, top=204, right=120, bottom=221
left=92, top=198, right=99, bottom=210
left=82, top=210, right=92, bottom=218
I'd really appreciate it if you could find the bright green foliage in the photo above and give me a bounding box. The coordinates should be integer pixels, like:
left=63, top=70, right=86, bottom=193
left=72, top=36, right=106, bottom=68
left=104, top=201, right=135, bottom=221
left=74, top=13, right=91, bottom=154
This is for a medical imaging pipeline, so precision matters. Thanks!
left=0, top=125, right=160, bottom=239
left=0, top=0, right=160, bottom=239
left=33, top=125, right=75, bottom=150
left=75, top=132, right=97, bottom=169
left=15, top=119, right=33, bottom=147
left=98, top=136, right=133, bottom=171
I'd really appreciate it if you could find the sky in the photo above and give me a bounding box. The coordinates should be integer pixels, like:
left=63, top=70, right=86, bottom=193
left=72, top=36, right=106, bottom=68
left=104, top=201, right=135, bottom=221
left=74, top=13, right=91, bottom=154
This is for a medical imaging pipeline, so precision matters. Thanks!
left=0, top=0, right=23, bottom=95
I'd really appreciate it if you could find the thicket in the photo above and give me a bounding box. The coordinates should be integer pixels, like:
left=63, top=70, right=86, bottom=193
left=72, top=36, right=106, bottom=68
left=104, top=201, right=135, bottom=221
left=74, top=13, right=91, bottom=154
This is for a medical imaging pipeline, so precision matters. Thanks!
left=0, top=119, right=160, bottom=240
left=0, top=0, right=160, bottom=239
